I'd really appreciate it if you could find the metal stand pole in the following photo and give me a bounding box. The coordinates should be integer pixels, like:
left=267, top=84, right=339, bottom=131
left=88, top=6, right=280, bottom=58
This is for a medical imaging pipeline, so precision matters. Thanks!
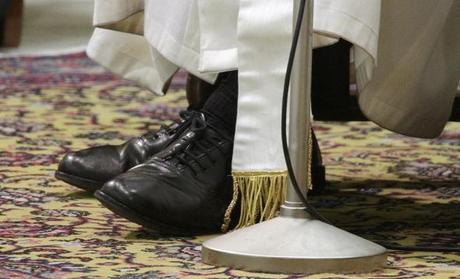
left=280, top=0, right=314, bottom=220
left=202, top=0, right=387, bottom=274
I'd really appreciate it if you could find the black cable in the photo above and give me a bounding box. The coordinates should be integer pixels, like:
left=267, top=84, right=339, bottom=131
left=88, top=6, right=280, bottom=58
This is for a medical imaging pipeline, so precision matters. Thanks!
left=281, top=0, right=460, bottom=253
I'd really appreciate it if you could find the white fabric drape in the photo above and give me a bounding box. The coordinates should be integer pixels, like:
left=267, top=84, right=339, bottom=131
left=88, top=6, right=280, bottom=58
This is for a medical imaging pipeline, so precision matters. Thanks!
left=232, top=0, right=382, bottom=172
left=197, top=0, right=239, bottom=72
left=87, top=0, right=460, bottom=173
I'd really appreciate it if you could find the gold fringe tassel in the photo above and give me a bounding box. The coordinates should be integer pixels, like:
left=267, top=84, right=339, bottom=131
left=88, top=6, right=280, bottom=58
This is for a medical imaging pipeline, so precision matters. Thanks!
left=221, top=171, right=288, bottom=232
left=221, top=127, right=315, bottom=232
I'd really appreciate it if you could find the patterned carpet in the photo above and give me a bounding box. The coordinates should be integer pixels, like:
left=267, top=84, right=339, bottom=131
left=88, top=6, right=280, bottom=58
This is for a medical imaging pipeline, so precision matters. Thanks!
left=0, top=53, right=459, bottom=278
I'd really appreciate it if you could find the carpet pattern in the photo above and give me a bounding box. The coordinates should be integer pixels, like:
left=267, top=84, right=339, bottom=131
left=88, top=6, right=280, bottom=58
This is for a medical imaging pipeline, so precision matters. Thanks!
left=0, top=53, right=459, bottom=278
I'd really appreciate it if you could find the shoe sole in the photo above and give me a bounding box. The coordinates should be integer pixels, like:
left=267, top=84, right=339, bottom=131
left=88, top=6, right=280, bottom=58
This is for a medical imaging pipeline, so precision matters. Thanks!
left=55, top=171, right=103, bottom=193
left=94, top=190, right=211, bottom=236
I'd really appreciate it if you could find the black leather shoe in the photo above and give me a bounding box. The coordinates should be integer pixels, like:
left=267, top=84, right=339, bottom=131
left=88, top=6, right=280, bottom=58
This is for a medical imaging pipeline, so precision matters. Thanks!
left=55, top=111, right=200, bottom=192
left=95, top=113, right=235, bottom=235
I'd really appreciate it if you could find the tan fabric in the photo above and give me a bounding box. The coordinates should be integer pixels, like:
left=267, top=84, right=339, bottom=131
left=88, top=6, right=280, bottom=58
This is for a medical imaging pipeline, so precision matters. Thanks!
left=358, top=0, right=460, bottom=138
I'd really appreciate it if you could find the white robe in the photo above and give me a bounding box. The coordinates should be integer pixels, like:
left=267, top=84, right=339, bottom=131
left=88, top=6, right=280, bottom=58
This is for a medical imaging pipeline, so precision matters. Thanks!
left=87, top=0, right=460, bottom=229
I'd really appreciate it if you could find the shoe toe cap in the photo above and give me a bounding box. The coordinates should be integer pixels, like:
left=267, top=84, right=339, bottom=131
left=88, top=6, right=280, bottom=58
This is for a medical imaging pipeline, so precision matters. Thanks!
left=58, top=152, right=81, bottom=174
left=98, top=167, right=185, bottom=215
left=57, top=147, right=121, bottom=181
left=100, top=177, right=132, bottom=202
left=99, top=172, right=159, bottom=210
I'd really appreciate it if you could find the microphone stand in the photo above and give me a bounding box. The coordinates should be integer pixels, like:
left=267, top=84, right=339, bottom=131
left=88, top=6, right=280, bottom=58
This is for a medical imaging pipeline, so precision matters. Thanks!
left=202, top=0, right=387, bottom=273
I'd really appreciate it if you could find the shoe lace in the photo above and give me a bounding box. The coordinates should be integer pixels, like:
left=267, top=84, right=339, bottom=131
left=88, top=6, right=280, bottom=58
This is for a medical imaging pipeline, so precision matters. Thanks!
left=143, top=110, right=199, bottom=140
left=174, top=117, right=230, bottom=176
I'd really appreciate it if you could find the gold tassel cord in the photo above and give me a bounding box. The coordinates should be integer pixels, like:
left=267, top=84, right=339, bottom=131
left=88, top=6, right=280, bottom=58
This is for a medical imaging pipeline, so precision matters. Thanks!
left=221, top=171, right=288, bottom=232
left=307, top=128, right=313, bottom=191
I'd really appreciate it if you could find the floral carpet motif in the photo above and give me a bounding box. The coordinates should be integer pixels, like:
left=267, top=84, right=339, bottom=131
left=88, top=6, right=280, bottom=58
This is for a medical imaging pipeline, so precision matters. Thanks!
left=0, top=53, right=459, bottom=278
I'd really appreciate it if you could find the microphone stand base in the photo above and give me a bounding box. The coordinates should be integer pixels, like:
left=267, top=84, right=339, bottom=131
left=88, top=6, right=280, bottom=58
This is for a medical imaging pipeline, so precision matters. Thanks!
left=202, top=216, right=387, bottom=274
